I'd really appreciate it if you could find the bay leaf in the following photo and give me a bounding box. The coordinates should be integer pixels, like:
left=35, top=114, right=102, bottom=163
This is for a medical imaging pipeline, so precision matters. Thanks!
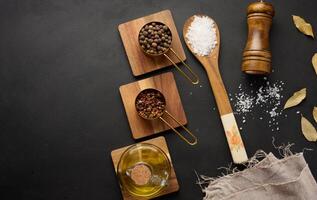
left=312, top=53, right=317, bottom=75
left=284, top=88, right=306, bottom=109
left=292, top=15, right=314, bottom=38
left=301, top=115, right=317, bottom=142
left=313, top=107, right=317, bottom=123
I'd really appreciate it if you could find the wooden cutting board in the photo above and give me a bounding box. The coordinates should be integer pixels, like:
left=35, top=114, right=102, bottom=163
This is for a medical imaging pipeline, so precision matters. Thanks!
left=111, top=136, right=179, bottom=200
left=119, top=72, right=187, bottom=139
left=118, top=10, right=186, bottom=76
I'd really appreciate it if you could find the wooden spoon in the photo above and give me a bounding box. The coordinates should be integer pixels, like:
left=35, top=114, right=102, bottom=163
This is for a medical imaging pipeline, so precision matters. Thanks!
left=183, top=15, right=248, bottom=164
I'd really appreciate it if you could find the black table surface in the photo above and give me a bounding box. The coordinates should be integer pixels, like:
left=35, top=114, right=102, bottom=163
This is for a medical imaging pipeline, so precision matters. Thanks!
left=1, top=0, right=316, bottom=199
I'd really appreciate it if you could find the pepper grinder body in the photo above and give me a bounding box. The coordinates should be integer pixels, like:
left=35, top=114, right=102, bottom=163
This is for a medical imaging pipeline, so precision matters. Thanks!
left=242, top=2, right=275, bottom=75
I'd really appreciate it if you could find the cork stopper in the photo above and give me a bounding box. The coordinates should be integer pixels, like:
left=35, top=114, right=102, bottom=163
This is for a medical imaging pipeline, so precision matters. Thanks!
left=130, top=164, right=152, bottom=186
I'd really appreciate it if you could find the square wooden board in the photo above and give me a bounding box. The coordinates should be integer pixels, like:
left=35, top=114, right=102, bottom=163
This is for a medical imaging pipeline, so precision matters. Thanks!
left=119, top=72, right=187, bottom=139
left=118, top=10, right=186, bottom=76
left=111, top=136, right=179, bottom=200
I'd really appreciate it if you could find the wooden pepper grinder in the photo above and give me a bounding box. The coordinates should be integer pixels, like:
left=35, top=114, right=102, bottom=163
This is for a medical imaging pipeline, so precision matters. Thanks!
left=241, top=1, right=275, bottom=75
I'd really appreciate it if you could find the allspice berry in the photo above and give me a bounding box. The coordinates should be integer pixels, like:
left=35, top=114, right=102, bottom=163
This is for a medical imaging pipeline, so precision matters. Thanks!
left=138, top=22, right=172, bottom=55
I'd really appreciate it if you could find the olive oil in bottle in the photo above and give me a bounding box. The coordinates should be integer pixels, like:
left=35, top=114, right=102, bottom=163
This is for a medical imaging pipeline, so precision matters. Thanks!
left=117, top=143, right=171, bottom=197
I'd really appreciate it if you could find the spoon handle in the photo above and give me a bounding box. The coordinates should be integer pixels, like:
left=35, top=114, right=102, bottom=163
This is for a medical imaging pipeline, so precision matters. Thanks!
left=204, top=61, right=248, bottom=164
left=219, top=113, right=248, bottom=164
left=206, top=65, right=232, bottom=115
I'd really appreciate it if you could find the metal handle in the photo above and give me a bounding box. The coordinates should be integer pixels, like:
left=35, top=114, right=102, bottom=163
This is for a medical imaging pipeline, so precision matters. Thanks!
left=164, top=48, right=199, bottom=85
left=159, top=110, right=197, bottom=146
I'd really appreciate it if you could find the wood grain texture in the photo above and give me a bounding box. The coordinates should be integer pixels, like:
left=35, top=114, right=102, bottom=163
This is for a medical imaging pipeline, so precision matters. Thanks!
left=183, top=15, right=232, bottom=116
left=242, top=2, right=274, bottom=75
left=111, top=136, right=179, bottom=200
left=183, top=15, right=248, bottom=163
left=119, top=72, right=187, bottom=139
left=118, top=10, right=186, bottom=76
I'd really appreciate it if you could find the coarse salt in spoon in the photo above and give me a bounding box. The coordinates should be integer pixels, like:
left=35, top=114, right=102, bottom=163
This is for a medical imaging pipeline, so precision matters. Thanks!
left=183, top=15, right=248, bottom=164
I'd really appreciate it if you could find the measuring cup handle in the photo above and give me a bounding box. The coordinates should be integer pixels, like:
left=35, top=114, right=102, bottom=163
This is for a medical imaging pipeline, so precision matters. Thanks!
left=159, top=111, right=197, bottom=146
left=164, top=49, right=199, bottom=85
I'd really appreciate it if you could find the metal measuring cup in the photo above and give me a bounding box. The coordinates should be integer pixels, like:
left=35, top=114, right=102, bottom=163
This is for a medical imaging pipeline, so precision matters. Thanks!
left=135, top=88, right=197, bottom=145
left=138, top=22, right=199, bottom=85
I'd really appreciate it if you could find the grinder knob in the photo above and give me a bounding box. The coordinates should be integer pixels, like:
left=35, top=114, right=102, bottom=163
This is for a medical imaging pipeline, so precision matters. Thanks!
left=241, top=1, right=275, bottom=75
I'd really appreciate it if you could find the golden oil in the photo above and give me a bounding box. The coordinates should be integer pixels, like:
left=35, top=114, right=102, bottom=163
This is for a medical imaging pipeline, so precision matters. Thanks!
left=117, top=143, right=171, bottom=197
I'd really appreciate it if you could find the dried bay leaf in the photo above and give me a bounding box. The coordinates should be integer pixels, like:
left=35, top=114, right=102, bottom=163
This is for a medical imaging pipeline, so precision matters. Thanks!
left=312, top=53, right=317, bottom=75
left=313, top=107, right=317, bottom=123
left=301, top=115, right=317, bottom=142
left=292, top=15, right=314, bottom=38
left=284, top=88, right=306, bottom=109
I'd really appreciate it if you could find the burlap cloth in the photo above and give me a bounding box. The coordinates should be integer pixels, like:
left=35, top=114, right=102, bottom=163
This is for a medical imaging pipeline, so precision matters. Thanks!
left=202, top=152, right=317, bottom=200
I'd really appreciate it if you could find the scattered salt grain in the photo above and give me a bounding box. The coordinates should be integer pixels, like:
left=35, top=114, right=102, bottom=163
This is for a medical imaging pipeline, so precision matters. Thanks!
left=232, top=79, right=285, bottom=132
left=234, top=88, right=255, bottom=113
left=269, top=107, right=278, bottom=118
left=185, top=16, right=217, bottom=56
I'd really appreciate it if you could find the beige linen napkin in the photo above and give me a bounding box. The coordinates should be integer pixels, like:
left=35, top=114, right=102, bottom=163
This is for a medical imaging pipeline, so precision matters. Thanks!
left=202, top=153, right=317, bottom=200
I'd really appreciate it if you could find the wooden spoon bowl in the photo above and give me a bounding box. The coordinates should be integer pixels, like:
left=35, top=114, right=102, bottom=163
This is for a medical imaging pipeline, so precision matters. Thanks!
left=183, top=15, right=220, bottom=64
